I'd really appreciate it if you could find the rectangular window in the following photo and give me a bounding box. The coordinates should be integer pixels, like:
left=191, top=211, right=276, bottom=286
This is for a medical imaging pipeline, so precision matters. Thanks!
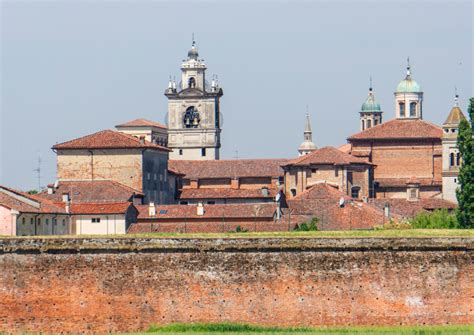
left=207, top=201, right=216, bottom=205
left=335, top=168, right=339, bottom=177
left=46, top=219, right=49, bottom=225
left=91, top=218, right=101, bottom=223
left=311, top=168, right=317, bottom=173
left=399, top=102, right=405, bottom=117
left=201, top=148, right=206, bottom=156
left=179, top=149, right=183, bottom=155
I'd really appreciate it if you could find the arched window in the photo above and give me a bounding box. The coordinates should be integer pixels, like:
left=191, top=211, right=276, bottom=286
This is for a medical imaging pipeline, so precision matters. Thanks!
left=188, top=77, right=196, bottom=88
left=361, top=120, right=365, bottom=130
left=410, top=102, right=417, bottom=117
left=450, top=153, right=455, bottom=166
left=456, top=153, right=461, bottom=166
left=399, top=102, right=406, bottom=117
left=367, top=119, right=372, bottom=128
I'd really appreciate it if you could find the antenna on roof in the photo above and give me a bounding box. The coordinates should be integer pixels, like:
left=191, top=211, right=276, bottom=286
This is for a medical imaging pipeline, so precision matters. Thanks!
left=234, top=150, right=239, bottom=159
left=32, top=151, right=41, bottom=191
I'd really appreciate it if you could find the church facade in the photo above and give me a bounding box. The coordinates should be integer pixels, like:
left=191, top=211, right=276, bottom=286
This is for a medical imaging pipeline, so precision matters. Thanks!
left=165, top=41, right=223, bottom=160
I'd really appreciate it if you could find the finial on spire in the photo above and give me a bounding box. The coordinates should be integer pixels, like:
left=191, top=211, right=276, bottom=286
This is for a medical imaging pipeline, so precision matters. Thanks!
left=305, top=105, right=309, bottom=117
left=454, top=86, right=459, bottom=107
left=192, top=32, right=195, bottom=46
left=369, top=76, right=373, bottom=92
left=406, top=57, right=411, bottom=77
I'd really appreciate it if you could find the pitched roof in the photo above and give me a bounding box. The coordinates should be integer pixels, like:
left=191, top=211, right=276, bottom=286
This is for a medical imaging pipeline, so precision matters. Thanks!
left=52, top=130, right=170, bottom=151
left=0, top=186, right=66, bottom=214
left=348, top=119, right=442, bottom=141
left=136, top=203, right=277, bottom=220
left=179, top=187, right=277, bottom=200
left=369, top=198, right=456, bottom=218
left=338, top=143, right=351, bottom=154
left=115, top=118, right=167, bottom=129
left=69, top=202, right=134, bottom=215
left=443, top=107, right=466, bottom=126
left=37, top=180, right=143, bottom=204
left=169, top=159, right=288, bottom=179
left=288, top=184, right=386, bottom=230
left=284, top=146, right=371, bottom=167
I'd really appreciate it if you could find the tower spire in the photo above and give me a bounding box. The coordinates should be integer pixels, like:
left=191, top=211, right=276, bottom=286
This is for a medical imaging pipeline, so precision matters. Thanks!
left=406, top=57, right=411, bottom=78
left=369, top=76, right=373, bottom=92
left=298, top=108, right=317, bottom=156
left=454, top=86, right=459, bottom=107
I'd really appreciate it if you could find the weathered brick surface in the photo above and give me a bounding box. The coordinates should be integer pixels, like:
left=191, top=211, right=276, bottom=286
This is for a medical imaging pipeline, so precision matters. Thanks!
left=0, top=238, right=472, bottom=334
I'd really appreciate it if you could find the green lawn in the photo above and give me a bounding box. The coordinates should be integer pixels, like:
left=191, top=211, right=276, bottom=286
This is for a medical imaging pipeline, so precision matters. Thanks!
left=122, top=323, right=474, bottom=334
left=1, top=229, right=473, bottom=240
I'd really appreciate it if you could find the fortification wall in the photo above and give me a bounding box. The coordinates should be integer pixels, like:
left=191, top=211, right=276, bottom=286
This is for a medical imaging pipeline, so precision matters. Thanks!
left=0, top=237, right=472, bottom=334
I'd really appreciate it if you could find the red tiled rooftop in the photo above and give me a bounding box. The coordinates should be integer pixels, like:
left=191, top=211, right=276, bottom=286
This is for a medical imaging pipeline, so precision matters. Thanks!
left=69, top=202, right=134, bottom=215
left=115, top=118, right=167, bottom=129
left=137, top=203, right=277, bottom=220
left=369, top=198, right=456, bottom=218
left=179, top=188, right=277, bottom=200
left=52, top=130, right=170, bottom=151
left=169, top=158, right=288, bottom=179
left=0, top=185, right=66, bottom=214
left=37, top=180, right=143, bottom=204
left=348, top=119, right=442, bottom=141
left=284, top=146, right=371, bottom=167
left=376, top=178, right=442, bottom=188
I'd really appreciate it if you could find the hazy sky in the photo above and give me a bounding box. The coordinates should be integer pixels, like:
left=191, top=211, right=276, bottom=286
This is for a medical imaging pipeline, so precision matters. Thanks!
left=1, top=0, right=473, bottom=190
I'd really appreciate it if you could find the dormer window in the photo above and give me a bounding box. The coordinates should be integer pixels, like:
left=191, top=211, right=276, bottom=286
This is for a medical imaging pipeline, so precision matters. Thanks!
left=410, top=102, right=417, bottom=117
left=399, top=102, right=405, bottom=117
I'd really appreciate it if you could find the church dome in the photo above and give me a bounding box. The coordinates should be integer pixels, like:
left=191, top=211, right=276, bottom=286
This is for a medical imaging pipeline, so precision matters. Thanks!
left=361, top=90, right=381, bottom=112
left=188, top=44, right=199, bottom=60
left=396, top=66, right=421, bottom=93
left=299, top=140, right=317, bottom=152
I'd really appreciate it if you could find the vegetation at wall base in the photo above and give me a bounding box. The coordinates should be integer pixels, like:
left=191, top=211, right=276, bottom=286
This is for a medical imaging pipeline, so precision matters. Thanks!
left=408, top=209, right=460, bottom=229
left=294, top=217, right=319, bottom=231
left=456, top=97, right=474, bottom=228
left=132, top=322, right=474, bottom=334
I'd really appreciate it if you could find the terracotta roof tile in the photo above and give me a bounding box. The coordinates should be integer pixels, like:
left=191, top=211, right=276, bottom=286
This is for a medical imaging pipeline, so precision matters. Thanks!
left=137, top=203, right=277, bottom=220
left=115, top=118, right=167, bottom=129
left=52, top=130, right=170, bottom=151
left=348, top=119, right=442, bottom=141
left=0, top=186, right=66, bottom=214
left=37, top=180, right=143, bottom=204
left=284, top=146, right=371, bottom=167
left=179, top=188, right=277, bottom=200
left=169, top=159, right=288, bottom=179
left=369, top=198, right=456, bottom=218
left=287, top=183, right=387, bottom=230
left=69, top=202, right=134, bottom=215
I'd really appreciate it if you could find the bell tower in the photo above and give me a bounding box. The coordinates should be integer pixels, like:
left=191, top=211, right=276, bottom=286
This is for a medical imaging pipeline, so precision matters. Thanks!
left=394, top=59, right=423, bottom=120
left=165, top=39, right=223, bottom=160
left=442, top=93, right=466, bottom=203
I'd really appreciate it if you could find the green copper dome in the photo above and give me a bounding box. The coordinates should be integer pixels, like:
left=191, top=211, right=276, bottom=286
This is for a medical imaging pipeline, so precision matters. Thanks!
left=361, top=90, right=381, bottom=112
left=396, top=67, right=421, bottom=93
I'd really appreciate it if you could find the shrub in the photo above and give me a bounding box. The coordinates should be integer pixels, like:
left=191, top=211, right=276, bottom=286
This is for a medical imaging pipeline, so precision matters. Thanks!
left=409, top=209, right=460, bottom=229
left=294, top=217, right=319, bottom=231
left=235, top=225, right=248, bottom=233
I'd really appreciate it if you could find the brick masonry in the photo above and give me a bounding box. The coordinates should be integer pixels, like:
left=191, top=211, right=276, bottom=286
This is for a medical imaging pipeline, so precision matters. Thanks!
left=0, top=237, right=472, bottom=334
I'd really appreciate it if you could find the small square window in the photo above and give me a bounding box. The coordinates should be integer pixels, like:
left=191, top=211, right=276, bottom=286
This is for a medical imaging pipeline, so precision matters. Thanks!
left=91, top=218, right=101, bottom=223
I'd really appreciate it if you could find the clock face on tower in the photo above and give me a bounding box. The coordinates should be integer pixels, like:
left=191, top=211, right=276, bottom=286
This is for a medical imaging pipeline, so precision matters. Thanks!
left=183, top=106, right=200, bottom=128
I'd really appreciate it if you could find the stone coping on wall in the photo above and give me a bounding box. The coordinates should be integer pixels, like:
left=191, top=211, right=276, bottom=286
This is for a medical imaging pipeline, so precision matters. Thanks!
left=0, top=237, right=472, bottom=254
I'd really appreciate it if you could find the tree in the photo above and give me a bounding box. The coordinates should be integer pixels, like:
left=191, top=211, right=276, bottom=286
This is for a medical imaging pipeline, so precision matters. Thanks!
left=456, top=97, right=474, bottom=228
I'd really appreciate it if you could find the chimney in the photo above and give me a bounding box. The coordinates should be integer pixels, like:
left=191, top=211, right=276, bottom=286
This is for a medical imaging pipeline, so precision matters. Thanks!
left=47, top=184, right=54, bottom=195
left=197, top=202, right=204, bottom=216
left=384, top=202, right=391, bottom=218
left=149, top=202, right=156, bottom=217
left=62, top=193, right=70, bottom=203
left=62, top=193, right=70, bottom=213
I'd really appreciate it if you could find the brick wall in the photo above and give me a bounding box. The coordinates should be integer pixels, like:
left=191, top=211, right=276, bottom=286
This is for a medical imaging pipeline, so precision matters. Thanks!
left=0, top=237, right=472, bottom=334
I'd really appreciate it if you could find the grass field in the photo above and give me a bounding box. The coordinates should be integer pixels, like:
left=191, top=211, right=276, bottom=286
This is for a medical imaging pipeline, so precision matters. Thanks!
left=123, top=323, right=474, bottom=334
left=1, top=229, right=473, bottom=240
